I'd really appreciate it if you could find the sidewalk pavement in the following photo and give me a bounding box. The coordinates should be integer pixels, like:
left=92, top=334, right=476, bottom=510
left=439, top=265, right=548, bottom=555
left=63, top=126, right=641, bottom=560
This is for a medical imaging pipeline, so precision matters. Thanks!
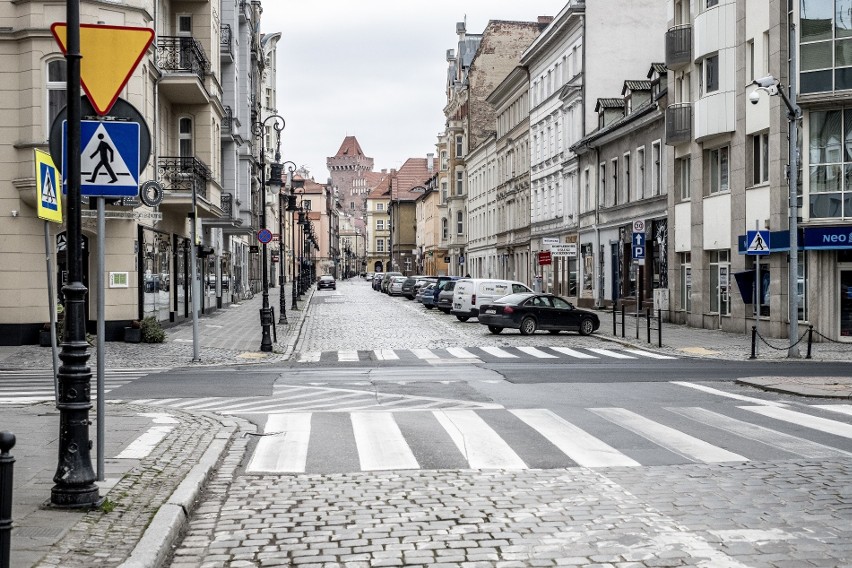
left=1, top=281, right=850, bottom=567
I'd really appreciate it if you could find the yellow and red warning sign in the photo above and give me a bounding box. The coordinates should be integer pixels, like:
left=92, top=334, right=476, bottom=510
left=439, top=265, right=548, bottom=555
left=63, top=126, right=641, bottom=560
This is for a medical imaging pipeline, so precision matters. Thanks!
left=51, top=23, right=154, bottom=116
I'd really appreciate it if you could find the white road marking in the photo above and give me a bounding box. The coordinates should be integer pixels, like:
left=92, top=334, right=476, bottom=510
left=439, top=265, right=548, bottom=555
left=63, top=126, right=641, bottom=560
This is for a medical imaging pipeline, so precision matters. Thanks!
left=411, top=348, right=439, bottom=360
left=246, top=413, right=311, bottom=473
left=590, top=408, right=747, bottom=463
left=351, top=412, right=419, bottom=471
left=548, top=347, right=598, bottom=359
left=337, top=350, right=360, bottom=362
left=115, top=413, right=178, bottom=460
left=741, top=406, right=852, bottom=439
left=511, top=409, right=639, bottom=467
left=298, top=351, right=321, bottom=362
left=446, top=347, right=479, bottom=359
left=516, top=346, right=558, bottom=359
left=479, top=346, right=518, bottom=358
left=374, top=349, right=399, bottom=361
left=433, top=410, right=526, bottom=469
left=623, top=348, right=676, bottom=359
left=812, top=404, right=852, bottom=417
left=670, top=381, right=788, bottom=407
left=586, top=348, right=635, bottom=359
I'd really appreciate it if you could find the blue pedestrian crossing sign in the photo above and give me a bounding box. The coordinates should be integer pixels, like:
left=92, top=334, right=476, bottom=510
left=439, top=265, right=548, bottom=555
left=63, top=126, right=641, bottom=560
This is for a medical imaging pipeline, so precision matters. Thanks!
left=746, top=230, right=770, bottom=255
left=34, top=149, right=63, bottom=223
left=62, top=120, right=140, bottom=197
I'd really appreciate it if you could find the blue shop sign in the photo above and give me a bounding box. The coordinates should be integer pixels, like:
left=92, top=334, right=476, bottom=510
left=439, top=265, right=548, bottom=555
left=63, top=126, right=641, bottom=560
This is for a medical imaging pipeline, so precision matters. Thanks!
left=802, top=226, right=852, bottom=250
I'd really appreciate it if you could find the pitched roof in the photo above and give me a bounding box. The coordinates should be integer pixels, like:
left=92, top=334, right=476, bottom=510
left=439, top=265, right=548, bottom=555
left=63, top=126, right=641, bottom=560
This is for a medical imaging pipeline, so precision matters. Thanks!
left=595, top=98, right=625, bottom=111
left=333, top=135, right=366, bottom=158
left=391, top=158, right=433, bottom=201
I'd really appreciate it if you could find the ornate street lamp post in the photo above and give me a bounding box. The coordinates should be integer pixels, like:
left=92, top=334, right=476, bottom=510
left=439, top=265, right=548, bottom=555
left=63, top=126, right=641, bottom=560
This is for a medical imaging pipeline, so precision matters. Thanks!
left=277, top=161, right=298, bottom=325
left=253, top=114, right=284, bottom=352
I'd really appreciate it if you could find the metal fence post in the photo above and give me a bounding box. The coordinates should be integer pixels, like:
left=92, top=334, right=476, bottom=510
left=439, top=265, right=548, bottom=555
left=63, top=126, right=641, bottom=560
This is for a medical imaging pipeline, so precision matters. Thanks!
left=646, top=308, right=651, bottom=343
left=657, top=308, right=662, bottom=347
left=806, top=325, right=813, bottom=359
left=621, top=305, right=625, bottom=338
left=749, top=326, right=757, bottom=360
left=612, top=307, right=616, bottom=336
left=0, top=431, right=15, bottom=568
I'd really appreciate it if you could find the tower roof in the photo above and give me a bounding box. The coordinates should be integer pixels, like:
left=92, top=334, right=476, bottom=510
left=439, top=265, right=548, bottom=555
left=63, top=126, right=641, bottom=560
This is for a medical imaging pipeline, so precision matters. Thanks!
left=333, top=135, right=366, bottom=158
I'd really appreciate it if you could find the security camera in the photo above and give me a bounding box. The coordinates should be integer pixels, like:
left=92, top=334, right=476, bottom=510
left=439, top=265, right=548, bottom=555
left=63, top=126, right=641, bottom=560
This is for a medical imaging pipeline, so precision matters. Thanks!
left=749, top=90, right=761, bottom=105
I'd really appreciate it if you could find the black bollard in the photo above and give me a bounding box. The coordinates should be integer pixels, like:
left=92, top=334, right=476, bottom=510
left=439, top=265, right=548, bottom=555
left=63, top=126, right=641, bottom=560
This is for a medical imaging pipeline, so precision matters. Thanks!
left=806, top=325, right=813, bottom=359
left=612, top=307, right=616, bottom=335
left=658, top=309, right=662, bottom=347
left=0, top=431, right=15, bottom=568
left=750, top=326, right=757, bottom=359
left=621, top=305, right=625, bottom=339
left=646, top=308, right=651, bottom=343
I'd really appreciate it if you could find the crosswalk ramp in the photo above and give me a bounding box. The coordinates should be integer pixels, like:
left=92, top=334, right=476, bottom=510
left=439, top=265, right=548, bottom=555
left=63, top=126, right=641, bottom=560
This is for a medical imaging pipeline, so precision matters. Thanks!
left=246, top=404, right=852, bottom=474
left=295, top=345, right=676, bottom=363
left=0, top=368, right=156, bottom=403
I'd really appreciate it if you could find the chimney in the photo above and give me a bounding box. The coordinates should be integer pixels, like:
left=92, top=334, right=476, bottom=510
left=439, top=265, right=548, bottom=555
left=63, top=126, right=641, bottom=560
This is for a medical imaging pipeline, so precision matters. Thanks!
left=538, top=16, right=554, bottom=25
left=427, top=153, right=435, bottom=173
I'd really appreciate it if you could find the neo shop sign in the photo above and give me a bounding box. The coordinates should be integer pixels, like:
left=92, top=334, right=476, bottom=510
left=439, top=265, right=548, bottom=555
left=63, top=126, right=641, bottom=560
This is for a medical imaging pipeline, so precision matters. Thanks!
left=803, top=226, right=852, bottom=249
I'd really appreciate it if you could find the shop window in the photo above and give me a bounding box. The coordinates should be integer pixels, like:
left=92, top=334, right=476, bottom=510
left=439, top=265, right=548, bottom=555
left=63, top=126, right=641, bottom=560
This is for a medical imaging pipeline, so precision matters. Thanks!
left=708, top=146, right=730, bottom=194
left=709, top=250, right=731, bottom=315
left=680, top=252, right=691, bottom=312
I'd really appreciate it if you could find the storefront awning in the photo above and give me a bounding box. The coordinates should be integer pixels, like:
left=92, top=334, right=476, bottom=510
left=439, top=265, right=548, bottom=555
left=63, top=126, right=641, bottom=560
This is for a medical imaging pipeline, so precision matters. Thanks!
left=802, top=226, right=852, bottom=250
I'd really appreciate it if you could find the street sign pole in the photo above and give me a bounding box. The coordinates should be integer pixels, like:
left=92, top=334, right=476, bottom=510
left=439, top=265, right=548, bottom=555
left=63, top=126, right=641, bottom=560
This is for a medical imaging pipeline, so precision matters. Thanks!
left=51, top=0, right=100, bottom=508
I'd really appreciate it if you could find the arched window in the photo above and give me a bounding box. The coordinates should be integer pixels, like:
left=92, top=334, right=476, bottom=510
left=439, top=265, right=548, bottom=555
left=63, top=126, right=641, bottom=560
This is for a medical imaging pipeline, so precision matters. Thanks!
left=46, top=59, right=67, bottom=133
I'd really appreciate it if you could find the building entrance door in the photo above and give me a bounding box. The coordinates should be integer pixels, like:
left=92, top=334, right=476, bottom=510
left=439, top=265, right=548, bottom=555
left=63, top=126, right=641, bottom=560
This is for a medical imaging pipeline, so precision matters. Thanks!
left=840, top=268, right=852, bottom=340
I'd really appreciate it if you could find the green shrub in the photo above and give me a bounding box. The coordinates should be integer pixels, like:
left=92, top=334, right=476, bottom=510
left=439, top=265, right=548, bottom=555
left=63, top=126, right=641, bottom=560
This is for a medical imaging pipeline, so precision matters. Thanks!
left=141, top=316, right=166, bottom=343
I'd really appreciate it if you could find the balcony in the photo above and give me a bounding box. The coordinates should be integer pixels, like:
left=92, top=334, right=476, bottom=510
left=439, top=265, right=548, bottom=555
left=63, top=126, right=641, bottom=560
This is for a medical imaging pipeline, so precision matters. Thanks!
left=158, top=156, right=224, bottom=218
left=665, top=24, right=692, bottom=71
left=665, top=102, right=692, bottom=146
left=221, top=24, right=233, bottom=63
left=156, top=36, right=210, bottom=104
left=222, top=106, right=233, bottom=137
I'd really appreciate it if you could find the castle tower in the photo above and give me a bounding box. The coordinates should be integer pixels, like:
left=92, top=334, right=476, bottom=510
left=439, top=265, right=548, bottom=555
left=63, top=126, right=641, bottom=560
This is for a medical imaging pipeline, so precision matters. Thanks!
left=327, top=136, right=375, bottom=222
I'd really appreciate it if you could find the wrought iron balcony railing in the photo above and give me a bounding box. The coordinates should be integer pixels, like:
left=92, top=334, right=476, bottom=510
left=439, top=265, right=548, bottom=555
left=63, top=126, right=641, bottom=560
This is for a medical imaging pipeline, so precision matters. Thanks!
left=222, top=106, right=233, bottom=135
left=157, top=156, right=212, bottom=200
left=156, top=36, right=210, bottom=81
left=221, top=24, right=233, bottom=59
left=665, top=102, right=693, bottom=146
left=665, top=24, right=692, bottom=70
left=221, top=192, right=234, bottom=218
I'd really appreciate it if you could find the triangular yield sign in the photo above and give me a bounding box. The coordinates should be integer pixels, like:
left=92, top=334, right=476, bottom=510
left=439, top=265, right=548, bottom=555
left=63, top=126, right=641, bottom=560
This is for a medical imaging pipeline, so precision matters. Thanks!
left=51, top=23, right=154, bottom=116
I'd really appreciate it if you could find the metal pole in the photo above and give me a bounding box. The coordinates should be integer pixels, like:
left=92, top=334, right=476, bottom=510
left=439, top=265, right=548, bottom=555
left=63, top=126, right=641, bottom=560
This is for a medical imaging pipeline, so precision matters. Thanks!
left=291, top=206, right=299, bottom=310
left=259, top=159, right=273, bottom=352
left=96, top=197, right=105, bottom=482
left=658, top=308, right=662, bottom=347
left=278, top=188, right=287, bottom=324
left=0, top=432, right=15, bottom=568
left=43, top=222, right=59, bottom=402
left=51, top=0, right=99, bottom=508
left=786, top=21, right=801, bottom=358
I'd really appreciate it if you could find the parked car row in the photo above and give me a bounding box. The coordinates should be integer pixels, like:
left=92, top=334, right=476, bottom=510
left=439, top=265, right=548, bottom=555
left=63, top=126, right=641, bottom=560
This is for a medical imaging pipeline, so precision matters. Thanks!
left=371, top=275, right=600, bottom=336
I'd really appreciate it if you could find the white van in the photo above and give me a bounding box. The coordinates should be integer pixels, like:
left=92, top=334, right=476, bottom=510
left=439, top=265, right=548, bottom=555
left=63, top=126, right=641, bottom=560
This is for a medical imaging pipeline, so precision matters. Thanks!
left=451, top=278, right=532, bottom=321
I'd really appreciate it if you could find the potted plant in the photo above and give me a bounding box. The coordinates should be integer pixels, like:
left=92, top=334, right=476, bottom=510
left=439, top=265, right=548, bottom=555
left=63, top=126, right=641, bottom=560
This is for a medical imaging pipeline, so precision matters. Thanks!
left=141, top=316, right=166, bottom=343
left=124, top=320, right=142, bottom=343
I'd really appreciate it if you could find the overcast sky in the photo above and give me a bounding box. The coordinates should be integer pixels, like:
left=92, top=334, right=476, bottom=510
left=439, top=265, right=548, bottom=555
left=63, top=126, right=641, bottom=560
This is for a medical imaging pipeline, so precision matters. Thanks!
left=260, top=1, right=562, bottom=182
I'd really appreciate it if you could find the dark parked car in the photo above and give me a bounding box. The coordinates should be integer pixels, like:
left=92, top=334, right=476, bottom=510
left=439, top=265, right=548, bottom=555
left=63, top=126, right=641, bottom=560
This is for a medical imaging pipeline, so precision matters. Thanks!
left=380, top=272, right=402, bottom=293
left=402, top=276, right=437, bottom=299
left=420, top=284, right=438, bottom=309
left=317, top=275, right=336, bottom=290
left=435, top=280, right=458, bottom=313
left=421, top=275, right=459, bottom=308
left=372, top=273, right=384, bottom=290
left=414, top=283, right=434, bottom=303
left=477, top=293, right=600, bottom=336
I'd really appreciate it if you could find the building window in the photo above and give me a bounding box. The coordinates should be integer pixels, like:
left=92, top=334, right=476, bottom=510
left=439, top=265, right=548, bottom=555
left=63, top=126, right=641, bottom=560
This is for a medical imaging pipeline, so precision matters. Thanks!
left=302, top=200, right=311, bottom=211
left=808, top=109, right=849, bottom=218
left=598, top=162, right=606, bottom=207
left=747, top=39, right=755, bottom=82
left=708, top=146, right=730, bottom=194
left=680, top=253, right=692, bottom=313
left=702, top=54, right=719, bottom=95
left=405, top=257, right=412, bottom=272
left=652, top=141, right=662, bottom=196
left=376, top=219, right=384, bottom=231
left=441, top=181, right=448, bottom=202
left=677, top=156, right=691, bottom=200
left=622, top=153, right=631, bottom=204
left=583, top=167, right=591, bottom=212
left=441, top=150, right=448, bottom=170
left=610, top=158, right=618, bottom=206
left=456, top=170, right=464, bottom=195
left=376, top=203, right=384, bottom=211
left=800, top=1, right=852, bottom=93
left=179, top=117, right=193, bottom=156
left=46, top=60, right=67, bottom=132
left=749, top=257, right=771, bottom=317
left=709, top=250, right=730, bottom=315
left=456, top=211, right=464, bottom=235
left=442, top=218, right=448, bottom=240
left=751, top=132, right=769, bottom=186
left=636, top=147, right=646, bottom=201
left=376, top=239, right=385, bottom=252
left=455, top=135, right=464, bottom=159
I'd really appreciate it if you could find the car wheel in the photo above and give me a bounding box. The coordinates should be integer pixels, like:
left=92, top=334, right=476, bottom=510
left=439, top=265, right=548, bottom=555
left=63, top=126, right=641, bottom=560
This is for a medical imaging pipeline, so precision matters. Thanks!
left=488, top=325, right=503, bottom=334
left=456, top=315, right=469, bottom=322
left=424, top=305, right=434, bottom=310
left=579, top=318, right=595, bottom=336
left=548, top=330, right=560, bottom=334
left=520, top=316, right=537, bottom=335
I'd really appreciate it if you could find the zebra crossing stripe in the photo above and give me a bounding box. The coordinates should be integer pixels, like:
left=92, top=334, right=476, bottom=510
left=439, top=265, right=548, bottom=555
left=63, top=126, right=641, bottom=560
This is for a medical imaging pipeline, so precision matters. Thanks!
left=586, top=348, right=635, bottom=359
left=338, top=350, right=359, bottom=362
left=479, top=346, right=518, bottom=358
left=812, top=404, right=852, bottom=418
left=351, top=412, right=419, bottom=471
left=516, top=346, right=558, bottom=359
left=510, top=409, right=639, bottom=467
left=623, top=348, right=676, bottom=360
left=411, top=348, right=439, bottom=360
left=548, top=347, right=598, bottom=359
left=247, top=413, right=311, bottom=473
left=446, top=347, right=479, bottom=359
left=433, top=410, right=526, bottom=469
left=374, top=349, right=399, bottom=361
left=741, top=406, right=852, bottom=439
left=590, top=407, right=747, bottom=463
left=299, top=351, right=321, bottom=362
left=668, top=407, right=851, bottom=459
